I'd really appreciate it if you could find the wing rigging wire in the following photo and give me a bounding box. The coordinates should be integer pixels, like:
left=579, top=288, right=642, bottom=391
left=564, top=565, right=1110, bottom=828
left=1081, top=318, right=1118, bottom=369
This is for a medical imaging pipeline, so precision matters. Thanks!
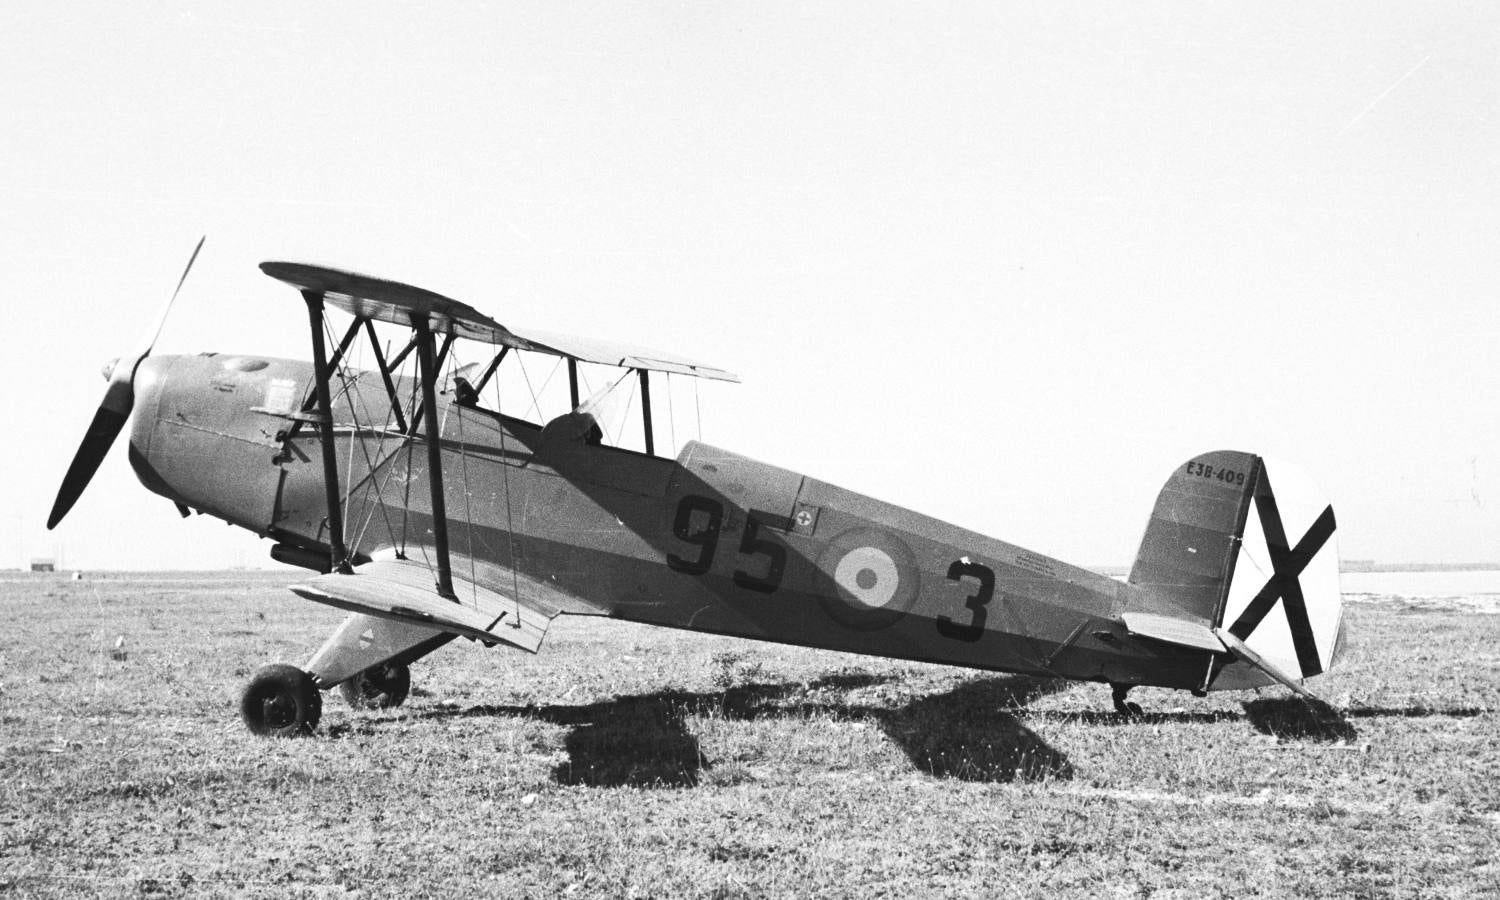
left=335, top=333, right=408, bottom=558
left=320, top=315, right=358, bottom=563
left=322, top=318, right=423, bottom=564
left=612, top=374, right=639, bottom=447
left=513, top=352, right=541, bottom=422
left=518, top=353, right=563, bottom=423
left=576, top=366, right=592, bottom=402
left=444, top=346, right=482, bottom=611
left=490, top=344, right=525, bottom=631
left=395, top=332, right=429, bottom=570
left=666, top=372, right=677, bottom=456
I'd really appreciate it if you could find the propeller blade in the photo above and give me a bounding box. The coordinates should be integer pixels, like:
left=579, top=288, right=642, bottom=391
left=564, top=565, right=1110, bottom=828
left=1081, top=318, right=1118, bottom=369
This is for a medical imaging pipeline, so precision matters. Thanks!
left=46, top=401, right=131, bottom=530
left=46, top=236, right=205, bottom=530
left=143, top=234, right=204, bottom=356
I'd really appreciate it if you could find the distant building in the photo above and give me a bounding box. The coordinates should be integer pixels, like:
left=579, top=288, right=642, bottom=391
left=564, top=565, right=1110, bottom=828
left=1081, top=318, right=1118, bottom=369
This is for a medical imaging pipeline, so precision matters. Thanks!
left=30, top=558, right=55, bottom=573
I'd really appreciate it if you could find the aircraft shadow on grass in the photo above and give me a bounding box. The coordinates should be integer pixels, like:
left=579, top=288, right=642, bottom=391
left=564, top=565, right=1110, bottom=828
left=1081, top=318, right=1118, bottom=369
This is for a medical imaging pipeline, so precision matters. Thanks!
left=406, top=673, right=1075, bottom=788
left=1242, top=697, right=1360, bottom=742
left=1242, top=696, right=1486, bottom=743
left=380, top=676, right=1494, bottom=786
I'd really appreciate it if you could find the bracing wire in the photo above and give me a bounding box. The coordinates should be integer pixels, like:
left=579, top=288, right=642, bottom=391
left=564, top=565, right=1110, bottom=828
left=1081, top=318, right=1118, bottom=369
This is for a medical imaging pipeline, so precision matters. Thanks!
left=521, top=355, right=563, bottom=422
left=342, top=361, right=404, bottom=555
left=613, top=374, right=639, bottom=447
left=666, top=372, right=677, bottom=456
left=345, top=328, right=399, bottom=549
left=388, top=335, right=417, bottom=559
left=329, top=321, right=417, bottom=562
left=395, top=334, right=430, bottom=571
left=322, top=316, right=356, bottom=557
left=492, top=346, right=524, bottom=631
left=330, top=327, right=401, bottom=554
left=514, top=352, right=541, bottom=423
left=447, top=347, right=481, bottom=609
left=343, top=330, right=387, bottom=554
left=340, top=331, right=368, bottom=534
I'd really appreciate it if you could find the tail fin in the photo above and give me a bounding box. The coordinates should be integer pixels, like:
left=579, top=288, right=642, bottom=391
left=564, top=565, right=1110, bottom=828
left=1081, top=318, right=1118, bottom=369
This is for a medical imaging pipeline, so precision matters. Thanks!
left=1129, top=451, right=1344, bottom=689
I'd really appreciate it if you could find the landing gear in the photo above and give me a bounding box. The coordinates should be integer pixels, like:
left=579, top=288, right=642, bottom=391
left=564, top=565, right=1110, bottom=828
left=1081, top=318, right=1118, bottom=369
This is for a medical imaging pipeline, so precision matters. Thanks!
left=339, top=661, right=411, bottom=709
left=1111, top=683, right=1143, bottom=717
left=241, top=664, right=322, bottom=736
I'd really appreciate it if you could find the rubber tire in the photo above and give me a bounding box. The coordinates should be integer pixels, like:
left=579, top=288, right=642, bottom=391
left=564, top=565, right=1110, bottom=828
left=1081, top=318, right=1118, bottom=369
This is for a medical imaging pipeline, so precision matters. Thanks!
left=1110, top=683, right=1144, bottom=718
left=339, top=662, right=411, bottom=710
left=241, top=664, right=322, bottom=737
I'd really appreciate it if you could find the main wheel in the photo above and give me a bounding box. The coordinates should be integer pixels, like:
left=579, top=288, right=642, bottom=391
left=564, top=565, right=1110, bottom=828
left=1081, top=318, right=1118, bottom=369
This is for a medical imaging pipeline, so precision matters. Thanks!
left=340, top=661, right=411, bottom=710
left=241, top=664, right=322, bottom=736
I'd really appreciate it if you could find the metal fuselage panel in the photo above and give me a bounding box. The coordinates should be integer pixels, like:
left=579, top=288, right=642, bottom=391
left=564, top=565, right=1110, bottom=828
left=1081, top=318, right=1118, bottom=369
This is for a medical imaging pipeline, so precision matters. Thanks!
left=129, top=354, right=1212, bottom=690
left=128, top=354, right=294, bottom=535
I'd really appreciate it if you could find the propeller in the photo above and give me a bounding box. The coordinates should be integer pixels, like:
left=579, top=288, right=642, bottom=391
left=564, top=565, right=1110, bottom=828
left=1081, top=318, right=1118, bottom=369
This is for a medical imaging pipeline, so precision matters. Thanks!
left=47, top=236, right=205, bottom=530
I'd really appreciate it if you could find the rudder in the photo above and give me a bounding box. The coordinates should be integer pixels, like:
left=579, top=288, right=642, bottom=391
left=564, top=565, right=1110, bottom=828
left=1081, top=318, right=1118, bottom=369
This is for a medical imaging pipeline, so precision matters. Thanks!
left=1216, top=455, right=1343, bottom=687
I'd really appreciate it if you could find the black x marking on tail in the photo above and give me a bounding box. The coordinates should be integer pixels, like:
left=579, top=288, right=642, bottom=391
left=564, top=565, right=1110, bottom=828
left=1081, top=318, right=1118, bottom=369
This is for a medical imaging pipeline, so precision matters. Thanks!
left=1227, top=467, right=1337, bottom=677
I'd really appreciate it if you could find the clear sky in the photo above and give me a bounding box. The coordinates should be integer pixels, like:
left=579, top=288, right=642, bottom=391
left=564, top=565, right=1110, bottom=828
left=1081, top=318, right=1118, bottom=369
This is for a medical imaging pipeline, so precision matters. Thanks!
left=4, top=2, right=1496, bottom=569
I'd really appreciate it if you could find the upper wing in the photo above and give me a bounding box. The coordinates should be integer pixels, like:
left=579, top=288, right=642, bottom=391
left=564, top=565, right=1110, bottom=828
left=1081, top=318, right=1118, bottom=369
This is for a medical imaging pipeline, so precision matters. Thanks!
left=259, top=261, right=533, bottom=349
left=507, top=327, right=739, bottom=382
left=260, top=261, right=738, bottom=382
left=291, top=558, right=554, bottom=653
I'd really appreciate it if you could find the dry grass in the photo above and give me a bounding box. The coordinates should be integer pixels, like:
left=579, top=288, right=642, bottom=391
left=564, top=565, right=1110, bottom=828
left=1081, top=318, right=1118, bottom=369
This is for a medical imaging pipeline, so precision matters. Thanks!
left=2, top=571, right=1498, bottom=897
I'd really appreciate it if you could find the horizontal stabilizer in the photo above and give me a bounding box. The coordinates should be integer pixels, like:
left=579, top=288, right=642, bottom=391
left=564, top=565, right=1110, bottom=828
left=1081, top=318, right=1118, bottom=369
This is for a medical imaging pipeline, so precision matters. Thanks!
left=1124, top=613, right=1322, bottom=702
left=1214, top=627, right=1319, bottom=701
left=1122, top=612, right=1225, bottom=653
left=291, top=559, right=553, bottom=653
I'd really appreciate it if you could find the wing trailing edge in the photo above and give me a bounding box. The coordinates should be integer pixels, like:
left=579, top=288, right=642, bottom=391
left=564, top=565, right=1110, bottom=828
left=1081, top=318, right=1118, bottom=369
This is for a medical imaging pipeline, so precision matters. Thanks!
left=291, top=558, right=554, bottom=654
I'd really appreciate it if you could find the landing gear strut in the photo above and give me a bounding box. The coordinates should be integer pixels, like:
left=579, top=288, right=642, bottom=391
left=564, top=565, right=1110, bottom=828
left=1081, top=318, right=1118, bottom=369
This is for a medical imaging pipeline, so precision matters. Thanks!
left=340, top=661, right=411, bottom=709
left=241, top=664, right=321, bottom=736
left=1111, top=683, right=1143, bottom=717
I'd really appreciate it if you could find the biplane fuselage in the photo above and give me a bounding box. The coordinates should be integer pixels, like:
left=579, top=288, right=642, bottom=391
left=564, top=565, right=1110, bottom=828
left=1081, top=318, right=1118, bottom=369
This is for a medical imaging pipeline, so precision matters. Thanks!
left=130, top=351, right=1227, bottom=692
left=53, top=257, right=1343, bottom=735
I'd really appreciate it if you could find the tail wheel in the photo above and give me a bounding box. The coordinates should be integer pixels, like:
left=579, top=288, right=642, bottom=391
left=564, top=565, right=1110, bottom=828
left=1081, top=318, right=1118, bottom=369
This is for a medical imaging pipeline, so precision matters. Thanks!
left=340, top=661, right=411, bottom=710
left=241, top=664, right=322, bottom=736
left=1111, top=683, right=1144, bottom=717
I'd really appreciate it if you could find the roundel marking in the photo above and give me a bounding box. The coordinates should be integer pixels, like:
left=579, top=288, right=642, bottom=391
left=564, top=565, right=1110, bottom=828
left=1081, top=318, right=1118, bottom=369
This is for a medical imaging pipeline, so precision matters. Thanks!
left=834, top=546, right=900, bottom=609
left=818, top=528, right=920, bottom=630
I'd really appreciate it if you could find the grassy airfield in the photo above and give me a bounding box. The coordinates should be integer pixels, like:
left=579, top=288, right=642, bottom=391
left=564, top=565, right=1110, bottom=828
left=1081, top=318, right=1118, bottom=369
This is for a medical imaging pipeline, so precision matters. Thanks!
left=1, top=571, right=1497, bottom=898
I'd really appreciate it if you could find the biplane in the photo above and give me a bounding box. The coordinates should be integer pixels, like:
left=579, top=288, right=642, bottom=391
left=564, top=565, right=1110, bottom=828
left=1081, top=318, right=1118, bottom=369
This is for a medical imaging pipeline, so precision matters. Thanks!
left=49, top=244, right=1346, bottom=736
